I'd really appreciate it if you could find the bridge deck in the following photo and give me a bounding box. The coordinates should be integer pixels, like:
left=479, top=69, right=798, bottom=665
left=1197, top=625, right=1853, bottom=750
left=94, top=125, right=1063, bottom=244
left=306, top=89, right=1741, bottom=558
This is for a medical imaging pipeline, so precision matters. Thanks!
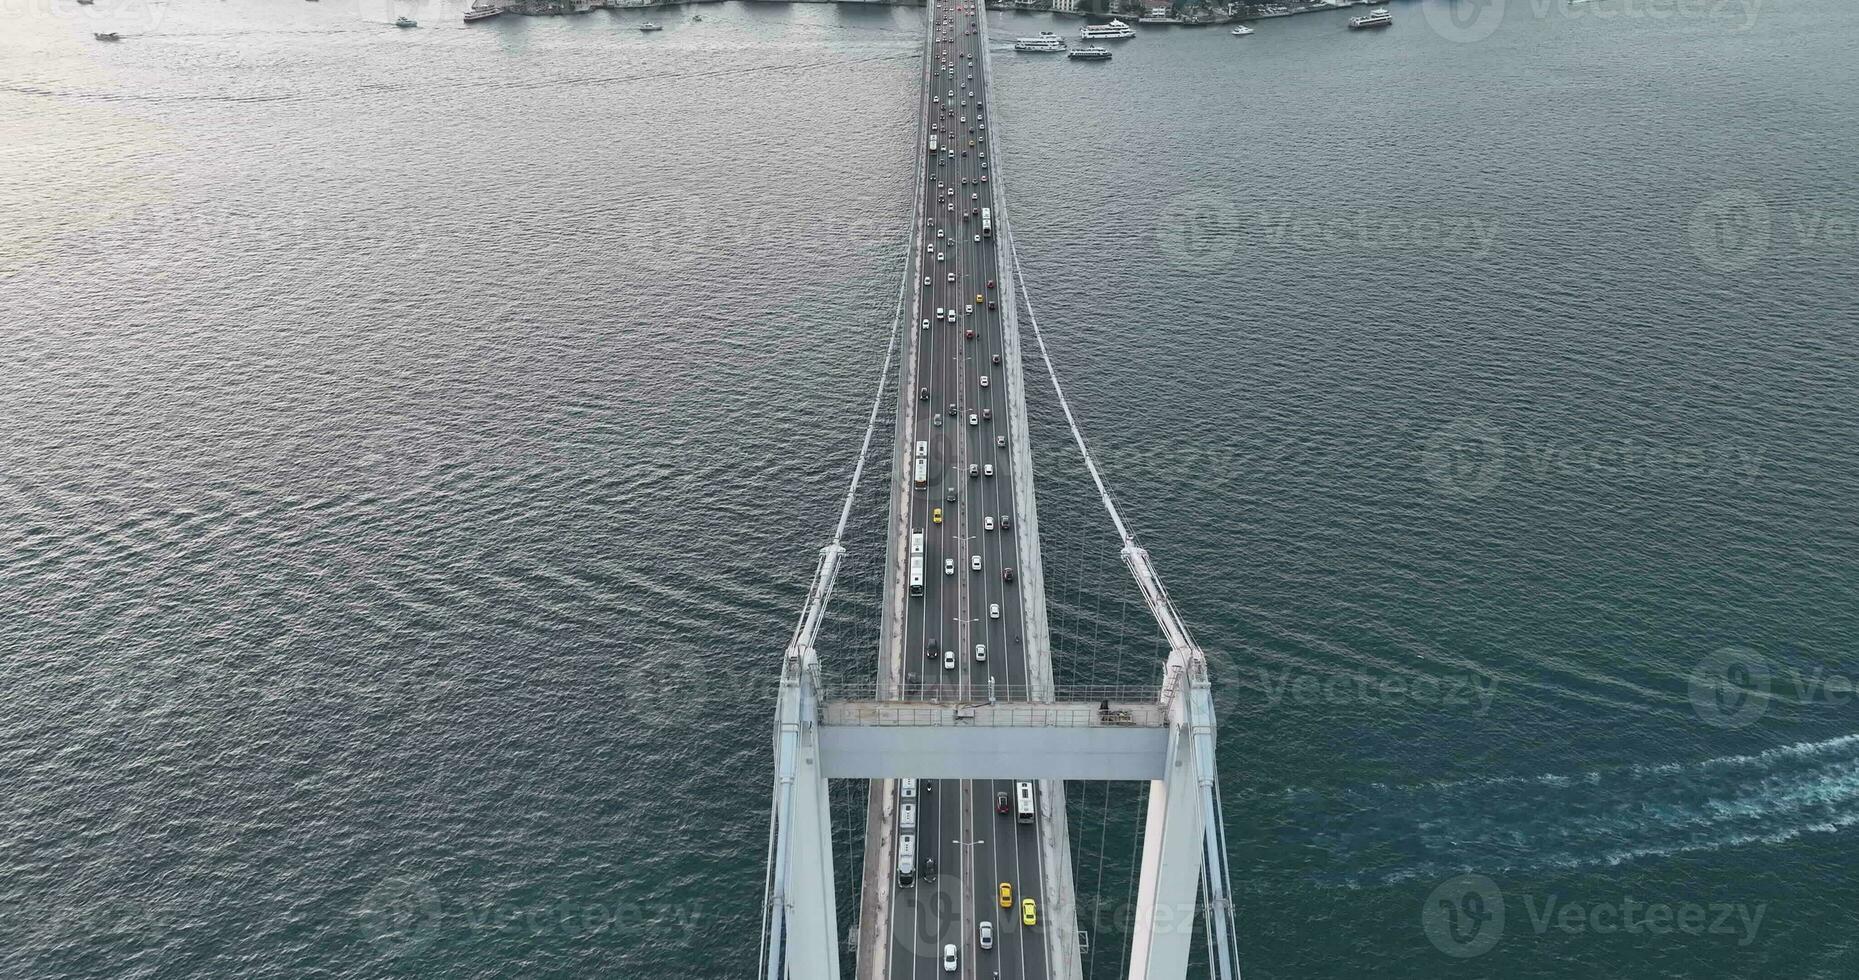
left=854, top=1, right=1081, bottom=977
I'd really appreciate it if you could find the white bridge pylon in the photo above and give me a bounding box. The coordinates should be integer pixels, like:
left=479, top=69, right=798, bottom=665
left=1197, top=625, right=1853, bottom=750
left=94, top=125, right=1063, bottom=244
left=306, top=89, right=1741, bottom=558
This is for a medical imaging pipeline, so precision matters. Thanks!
left=760, top=540, right=1243, bottom=980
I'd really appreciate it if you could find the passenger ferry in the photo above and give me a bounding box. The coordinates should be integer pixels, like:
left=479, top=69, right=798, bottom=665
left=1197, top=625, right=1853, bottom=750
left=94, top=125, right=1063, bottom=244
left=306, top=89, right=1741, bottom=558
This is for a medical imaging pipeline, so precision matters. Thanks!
left=462, top=3, right=501, bottom=21
left=1347, top=7, right=1392, bottom=27
left=1068, top=45, right=1113, bottom=59
left=1013, top=32, right=1066, bottom=52
left=1078, top=19, right=1136, bottom=40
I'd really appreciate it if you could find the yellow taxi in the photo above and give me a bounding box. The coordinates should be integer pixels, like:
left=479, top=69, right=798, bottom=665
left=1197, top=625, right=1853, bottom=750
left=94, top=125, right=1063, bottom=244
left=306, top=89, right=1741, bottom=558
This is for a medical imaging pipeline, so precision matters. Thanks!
left=1021, top=898, right=1037, bottom=927
left=998, top=882, right=1012, bottom=908
left=974, top=294, right=983, bottom=304
left=932, top=507, right=943, bottom=525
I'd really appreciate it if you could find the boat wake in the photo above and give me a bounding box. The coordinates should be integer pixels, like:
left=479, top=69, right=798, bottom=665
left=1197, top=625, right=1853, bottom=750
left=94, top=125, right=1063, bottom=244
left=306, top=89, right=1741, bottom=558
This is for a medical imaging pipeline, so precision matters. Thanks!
left=1283, top=735, right=1859, bottom=886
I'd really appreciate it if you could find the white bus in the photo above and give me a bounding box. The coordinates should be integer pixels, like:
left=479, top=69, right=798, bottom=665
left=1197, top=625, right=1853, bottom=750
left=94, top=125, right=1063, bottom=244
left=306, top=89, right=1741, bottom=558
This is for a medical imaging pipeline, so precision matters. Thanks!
left=981, top=208, right=992, bottom=238
left=911, top=532, right=925, bottom=556
left=916, top=440, right=928, bottom=459
left=914, top=458, right=928, bottom=488
left=898, top=834, right=916, bottom=886
left=900, top=802, right=917, bottom=832
left=909, top=556, right=924, bottom=597
left=1015, top=781, right=1035, bottom=825
left=928, top=135, right=938, bottom=155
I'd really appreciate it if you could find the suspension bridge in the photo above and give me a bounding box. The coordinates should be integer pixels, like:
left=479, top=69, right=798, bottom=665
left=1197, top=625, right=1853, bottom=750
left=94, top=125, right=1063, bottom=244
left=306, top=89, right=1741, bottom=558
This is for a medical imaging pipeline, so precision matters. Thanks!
left=759, top=2, right=1242, bottom=977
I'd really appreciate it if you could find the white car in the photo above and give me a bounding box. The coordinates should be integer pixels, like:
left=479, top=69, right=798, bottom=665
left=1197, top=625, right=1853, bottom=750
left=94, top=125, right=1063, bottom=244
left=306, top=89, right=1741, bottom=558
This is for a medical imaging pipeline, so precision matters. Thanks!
left=966, top=304, right=974, bottom=315
left=924, top=276, right=932, bottom=285
left=979, top=922, right=993, bottom=950
left=984, top=516, right=995, bottom=531
left=974, top=234, right=980, bottom=243
left=979, top=375, right=989, bottom=387
left=948, top=272, right=956, bottom=282
left=943, top=944, right=958, bottom=973
left=944, top=558, right=955, bottom=576
left=974, top=643, right=986, bottom=662
left=943, top=650, right=955, bottom=671
left=936, top=307, right=945, bottom=320
left=984, top=464, right=994, bottom=477
left=971, top=192, right=978, bottom=201
left=938, top=253, right=945, bottom=262
left=968, top=413, right=978, bottom=426
left=971, top=554, right=982, bottom=572
left=989, top=603, right=1000, bottom=620
left=996, top=435, right=1006, bottom=448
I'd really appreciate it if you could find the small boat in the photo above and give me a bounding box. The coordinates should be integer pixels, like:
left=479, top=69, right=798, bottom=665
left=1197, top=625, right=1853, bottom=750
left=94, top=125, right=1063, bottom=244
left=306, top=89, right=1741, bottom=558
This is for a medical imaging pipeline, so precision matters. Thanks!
left=1068, top=45, right=1112, bottom=59
left=1230, top=24, right=1254, bottom=34
left=393, top=15, right=417, bottom=26
left=638, top=21, right=662, bottom=30
left=463, top=3, right=501, bottom=21
left=1347, top=7, right=1391, bottom=27
left=692, top=13, right=702, bottom=20
left=93, top=31, right=120, bottom=39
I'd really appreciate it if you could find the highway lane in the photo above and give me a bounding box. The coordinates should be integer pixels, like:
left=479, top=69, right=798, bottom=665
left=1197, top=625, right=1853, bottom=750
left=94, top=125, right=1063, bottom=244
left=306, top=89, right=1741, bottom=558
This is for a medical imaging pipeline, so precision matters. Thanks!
left=887, top=1, right=1051, bottom=978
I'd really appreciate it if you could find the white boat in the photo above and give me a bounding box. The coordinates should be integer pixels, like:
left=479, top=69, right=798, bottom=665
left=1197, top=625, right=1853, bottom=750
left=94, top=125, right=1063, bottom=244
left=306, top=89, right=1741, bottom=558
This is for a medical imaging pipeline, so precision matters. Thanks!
left=1231, top=24, right=1254, bottom=34
left=463, top=3, right=501, bottom=21
left=1079, top=19, right=1136, bottom=39
left=1068, top=45, right=1112, bottom=59
left=1347, top=7, right=1391, bottom=27
left=638, top=21, right=662, bottom=30
left=1013, top=32, right=1066, bottom=52
left=393, top=15, right=416, bottom=27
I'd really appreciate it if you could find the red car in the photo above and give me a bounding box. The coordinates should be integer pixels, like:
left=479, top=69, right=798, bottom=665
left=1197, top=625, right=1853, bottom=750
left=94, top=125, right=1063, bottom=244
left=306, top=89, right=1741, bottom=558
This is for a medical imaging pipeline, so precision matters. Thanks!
left=987, top=279, right=995, bottom=289
left=995, top=793, right=1010, bottom=815
left=965, top=327, right=975, bottom=339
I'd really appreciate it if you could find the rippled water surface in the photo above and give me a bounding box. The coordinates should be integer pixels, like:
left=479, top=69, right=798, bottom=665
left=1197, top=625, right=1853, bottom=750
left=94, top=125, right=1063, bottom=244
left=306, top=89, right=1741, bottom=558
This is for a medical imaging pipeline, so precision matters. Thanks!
left=3, top=0, right=1857, bottom=976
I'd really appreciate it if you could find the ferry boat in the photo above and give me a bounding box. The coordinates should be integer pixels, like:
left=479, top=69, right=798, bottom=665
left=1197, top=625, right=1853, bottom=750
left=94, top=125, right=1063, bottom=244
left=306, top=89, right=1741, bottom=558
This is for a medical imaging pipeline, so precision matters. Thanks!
left=1347, top=7, right=1391, bottom=27
left=1013, top=32, right=1066, bottom=52
left=463, top=3, right=501, bottom=21
left=1079, top=19, right=1136, bottom=40
left=393, top=15, right=417, bottom=26
left=638, top=21, right=662, bottom=30
left=1231, top=24, right=1254, bottom=34
left=1068, top=45, right=1112, bottom=59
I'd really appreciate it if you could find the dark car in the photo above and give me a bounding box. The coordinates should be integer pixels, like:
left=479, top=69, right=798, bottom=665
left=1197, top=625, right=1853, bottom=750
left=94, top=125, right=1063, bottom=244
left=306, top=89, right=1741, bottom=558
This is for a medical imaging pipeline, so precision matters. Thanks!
left=946, top=487, right=957, bottom=502
left=992, top=353, right=1000, bottom=364
left=982, top=408, right=992, bottom=421
left=921, top=387, right=930, bottom=400
left=924, top=858, right=938, bottom=883
left=996, top=793, right=1010, bottom=815
left=948, top=403, right=958, bottom=417
left=1003, top=566, right=1015, bottom=582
